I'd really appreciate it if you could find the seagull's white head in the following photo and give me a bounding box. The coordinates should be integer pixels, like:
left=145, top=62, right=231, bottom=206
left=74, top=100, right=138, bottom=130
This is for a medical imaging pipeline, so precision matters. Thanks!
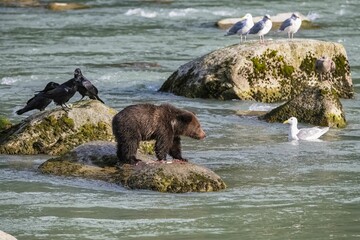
left=292, top=13, right=300, bottom=19
left=264, top=14, right=271, bottom=21
left=244, top=13, right=252, bottom=20
left=283, top=116, right=298, bottom=125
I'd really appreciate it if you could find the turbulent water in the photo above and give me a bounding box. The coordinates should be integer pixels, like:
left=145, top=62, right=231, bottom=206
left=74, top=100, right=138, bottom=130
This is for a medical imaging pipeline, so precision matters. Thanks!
left=1, top=0, right=360, bottom=239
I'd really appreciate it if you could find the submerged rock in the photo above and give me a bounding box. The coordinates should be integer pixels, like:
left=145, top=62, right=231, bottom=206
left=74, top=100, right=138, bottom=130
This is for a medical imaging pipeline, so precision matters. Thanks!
left=261, top=81, right=346, bottom=128
left=0, top=100, right=116, bottom=155
left=0, top=0, right=40, bottom=7
left=39, top=141, right=226, bottom=193
left=159, top=39, right=353, bottom=102
left=47, top=2, right=89, bottom=11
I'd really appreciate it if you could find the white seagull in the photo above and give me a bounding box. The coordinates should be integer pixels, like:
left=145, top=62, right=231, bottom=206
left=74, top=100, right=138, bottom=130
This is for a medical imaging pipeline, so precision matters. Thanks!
left=225, top=13, right=254, bottom=43
left=247, top=14, right=272, bottom=43
left=278, top=13, right=302, bottom=39
left=283, top=117, right=329, bottom=141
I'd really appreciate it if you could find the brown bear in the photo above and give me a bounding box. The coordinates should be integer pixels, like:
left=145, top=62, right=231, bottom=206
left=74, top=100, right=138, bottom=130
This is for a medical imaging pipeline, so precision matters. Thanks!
left=112, top=103, right=206, bottom=165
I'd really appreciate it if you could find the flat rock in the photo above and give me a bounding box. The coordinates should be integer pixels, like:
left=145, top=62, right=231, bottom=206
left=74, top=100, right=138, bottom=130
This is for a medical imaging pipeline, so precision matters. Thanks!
left=0, top=0, right=40, bottom=7
left=47, top=2, right=89, bottom=11
left=159, top=39, right=353, bottom=102
left=38, top=141, right=226, bottom=193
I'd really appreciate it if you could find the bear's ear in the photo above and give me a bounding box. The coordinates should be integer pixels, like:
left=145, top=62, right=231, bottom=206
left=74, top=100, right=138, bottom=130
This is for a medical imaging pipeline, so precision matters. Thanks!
left=176, top=113, right=193, bottom=123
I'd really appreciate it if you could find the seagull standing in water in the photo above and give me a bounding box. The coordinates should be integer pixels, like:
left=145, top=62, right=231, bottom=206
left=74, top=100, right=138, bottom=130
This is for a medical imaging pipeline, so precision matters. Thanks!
left=247, top=14, right=272, bottom=43
left=283, top=117, right=329, bottom=141
left=278, top=13, right=302, bottom=39
left=225, top=13, right=254, bottom=43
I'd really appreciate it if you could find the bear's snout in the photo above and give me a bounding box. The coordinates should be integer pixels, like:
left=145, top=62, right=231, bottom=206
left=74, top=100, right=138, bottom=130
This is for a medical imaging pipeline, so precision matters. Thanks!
left=197, top=130, right=206, bottom=140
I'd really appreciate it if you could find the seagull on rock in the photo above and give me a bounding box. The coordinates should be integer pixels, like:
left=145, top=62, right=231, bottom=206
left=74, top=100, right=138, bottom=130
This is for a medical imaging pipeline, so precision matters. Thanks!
left=247, top=14, right=272, bottom=43
left=283, top=117, right=329, bottom=141
left=315, top=56, right=336, bottom=81
left=278, top=13, right=302, bottom=39
left=225, top=13, right=254, bottom=43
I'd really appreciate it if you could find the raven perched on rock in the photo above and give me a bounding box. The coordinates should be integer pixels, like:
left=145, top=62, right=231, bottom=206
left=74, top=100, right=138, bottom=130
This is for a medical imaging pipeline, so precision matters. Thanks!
left=75, top=69, right=104, bottom=104
left=42, top=68, right=81, bottom=111
left=16, top=82, right=60, bottom=115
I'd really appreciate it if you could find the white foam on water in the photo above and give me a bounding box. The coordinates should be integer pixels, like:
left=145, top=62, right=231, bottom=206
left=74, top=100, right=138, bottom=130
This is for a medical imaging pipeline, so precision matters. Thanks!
left=1, top=77, right=18, bottom=85
left=124, top=8, right=158, bottom=18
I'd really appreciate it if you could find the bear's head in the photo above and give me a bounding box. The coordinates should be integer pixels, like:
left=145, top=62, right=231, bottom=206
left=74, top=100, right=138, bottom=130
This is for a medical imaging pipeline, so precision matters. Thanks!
left=175, top=112, right=206, bottom=140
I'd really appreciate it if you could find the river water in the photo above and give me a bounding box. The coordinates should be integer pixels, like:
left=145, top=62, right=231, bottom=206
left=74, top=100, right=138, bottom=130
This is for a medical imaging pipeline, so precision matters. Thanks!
left=1, top=0, right=360, bottom=239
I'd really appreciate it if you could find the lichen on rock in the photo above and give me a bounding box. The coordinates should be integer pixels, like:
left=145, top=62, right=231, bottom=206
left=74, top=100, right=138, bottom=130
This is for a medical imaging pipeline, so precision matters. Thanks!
left=159, top=39, right=353, bottom=102
left=38, top=141, right=226, bottom=193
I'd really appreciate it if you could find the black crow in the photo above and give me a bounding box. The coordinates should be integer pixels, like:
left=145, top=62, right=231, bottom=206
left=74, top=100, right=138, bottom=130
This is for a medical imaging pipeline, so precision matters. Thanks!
left=76, top=70, right=104, bottom=104
left=16, top=82, right=60, bottom=115
left=42, top=68, right=81, bottom=111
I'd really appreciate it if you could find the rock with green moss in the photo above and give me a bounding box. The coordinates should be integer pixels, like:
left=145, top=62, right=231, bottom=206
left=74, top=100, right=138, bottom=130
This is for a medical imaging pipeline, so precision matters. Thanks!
left=159, top=39, right=353, bottom=102
left=0, top=116, right=12, bottom=132
left=39, top=141, right=226, bottom=193
left=0, top=100, right=118, bottom=155
left=260, top=81, right=346, bottom=128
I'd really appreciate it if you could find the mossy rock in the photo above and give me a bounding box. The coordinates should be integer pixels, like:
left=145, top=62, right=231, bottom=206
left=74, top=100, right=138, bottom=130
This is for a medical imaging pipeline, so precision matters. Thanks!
left=39, top=141, right=226, bottom=193
left=0, top=116, right=12, bottom=132
left=159, top=39, right=353, bottom=102
left=0, top=100, right=117, bottom=155
left=261, top=82, right=346, bottom=128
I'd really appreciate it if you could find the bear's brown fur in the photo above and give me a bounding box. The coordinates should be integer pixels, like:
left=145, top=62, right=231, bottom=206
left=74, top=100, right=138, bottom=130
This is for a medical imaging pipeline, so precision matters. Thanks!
left=112, top=103, right=206, bottom=164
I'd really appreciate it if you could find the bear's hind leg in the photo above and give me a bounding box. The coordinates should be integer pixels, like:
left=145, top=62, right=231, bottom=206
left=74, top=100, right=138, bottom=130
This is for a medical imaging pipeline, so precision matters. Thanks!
left=116, top=139, right=141, bottom=165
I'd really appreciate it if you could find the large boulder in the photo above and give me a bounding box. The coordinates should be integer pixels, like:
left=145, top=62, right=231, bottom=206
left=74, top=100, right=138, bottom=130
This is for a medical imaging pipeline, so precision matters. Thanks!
left=39, top=141, right=226, bottom=193
left=260, top=81, right=346, bottom=128
left=0, top=100, right=117, bottom=155
left=159, top=39, right=353, bottom=102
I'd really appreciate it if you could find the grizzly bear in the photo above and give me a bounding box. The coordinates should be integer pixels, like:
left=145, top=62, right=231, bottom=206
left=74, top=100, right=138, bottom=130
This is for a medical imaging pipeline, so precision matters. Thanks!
left=112, top=103, right=206, bottom=165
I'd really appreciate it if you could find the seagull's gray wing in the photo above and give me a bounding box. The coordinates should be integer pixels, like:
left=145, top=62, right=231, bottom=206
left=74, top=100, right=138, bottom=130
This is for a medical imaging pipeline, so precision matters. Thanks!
left=297, top=127, right=329, bottom=140
left=279, top=18, right=293, bottom=31
left=225, top=19, right=247, bottom=36
left=248, top=20, right=265, bottom=34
